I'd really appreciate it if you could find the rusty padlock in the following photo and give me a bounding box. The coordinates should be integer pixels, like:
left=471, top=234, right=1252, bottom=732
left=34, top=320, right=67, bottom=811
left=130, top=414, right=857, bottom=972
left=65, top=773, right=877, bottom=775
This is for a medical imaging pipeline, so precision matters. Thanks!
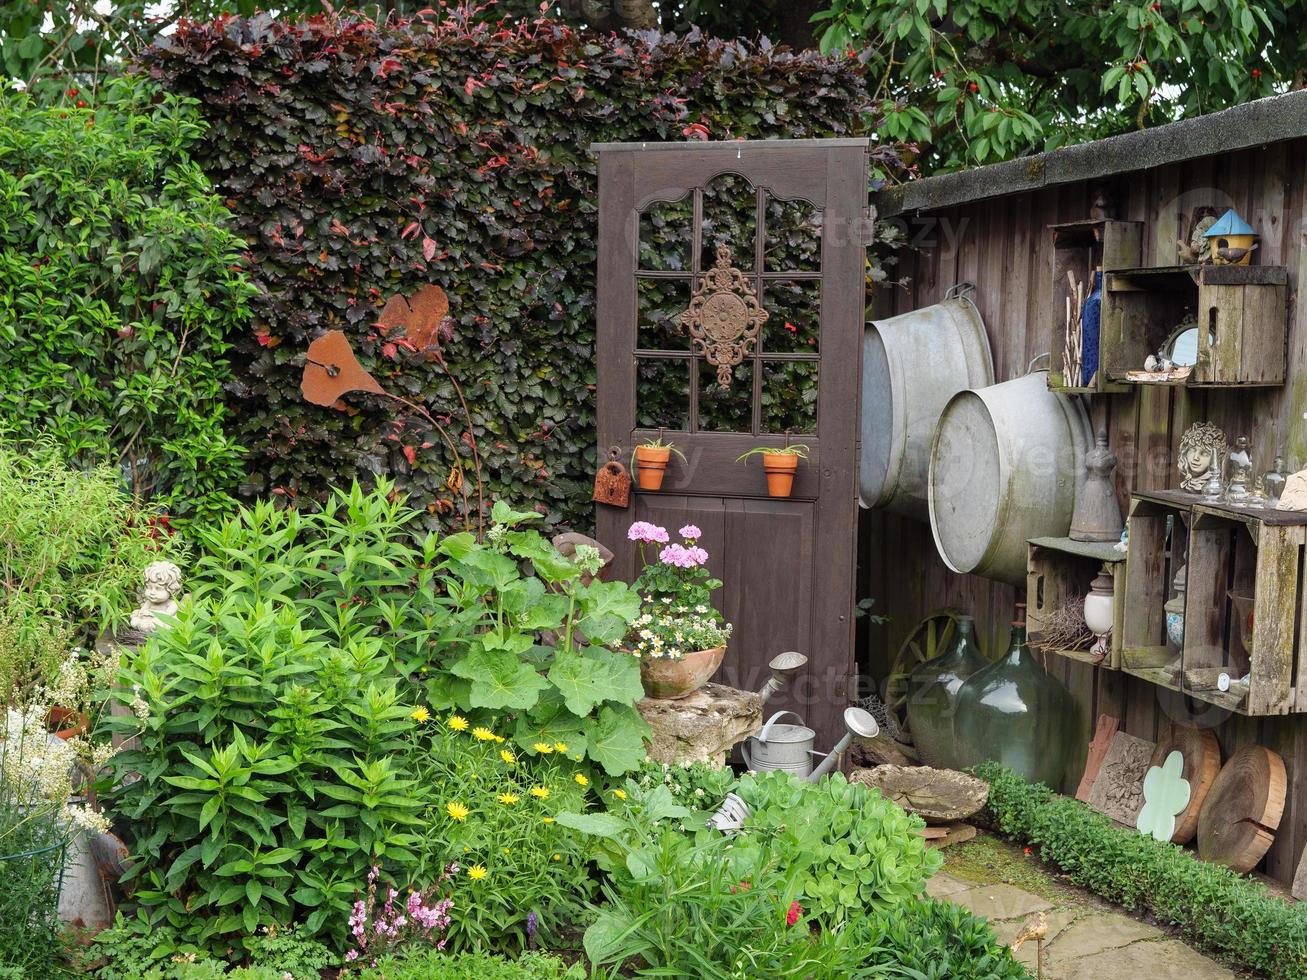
left=592, top=447, right=632, bottom=508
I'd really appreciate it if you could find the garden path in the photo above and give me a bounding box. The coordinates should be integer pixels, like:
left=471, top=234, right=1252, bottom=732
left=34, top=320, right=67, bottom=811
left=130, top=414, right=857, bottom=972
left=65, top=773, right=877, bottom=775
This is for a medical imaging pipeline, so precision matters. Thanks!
left=927, top=832, right=1240, bottom=979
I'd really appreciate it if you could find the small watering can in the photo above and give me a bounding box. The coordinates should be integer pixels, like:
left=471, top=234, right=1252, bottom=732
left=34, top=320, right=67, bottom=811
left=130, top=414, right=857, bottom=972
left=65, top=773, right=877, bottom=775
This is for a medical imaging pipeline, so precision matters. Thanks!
left=741, top=707, right=880, bottom=781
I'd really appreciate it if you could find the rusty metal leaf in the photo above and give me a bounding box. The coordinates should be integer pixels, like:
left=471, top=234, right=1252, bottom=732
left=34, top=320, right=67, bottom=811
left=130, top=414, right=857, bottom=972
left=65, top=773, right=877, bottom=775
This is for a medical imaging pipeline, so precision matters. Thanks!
left=376, top=284, right=451, bottom=351
left=301, top=330, right=384, bottom=408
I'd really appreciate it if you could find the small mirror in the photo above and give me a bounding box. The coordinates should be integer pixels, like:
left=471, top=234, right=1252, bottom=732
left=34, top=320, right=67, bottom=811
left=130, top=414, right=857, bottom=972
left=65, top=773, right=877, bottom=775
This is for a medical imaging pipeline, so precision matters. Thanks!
left=1162, top=323, right=1211, bottom=367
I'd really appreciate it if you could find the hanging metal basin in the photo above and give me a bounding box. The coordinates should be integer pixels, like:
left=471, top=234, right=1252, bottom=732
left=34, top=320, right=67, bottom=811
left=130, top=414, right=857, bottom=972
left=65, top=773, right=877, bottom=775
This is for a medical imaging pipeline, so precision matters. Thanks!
left=928, top=370, right=1091, bottom=585
left=861, top=284, right=994, bottom=520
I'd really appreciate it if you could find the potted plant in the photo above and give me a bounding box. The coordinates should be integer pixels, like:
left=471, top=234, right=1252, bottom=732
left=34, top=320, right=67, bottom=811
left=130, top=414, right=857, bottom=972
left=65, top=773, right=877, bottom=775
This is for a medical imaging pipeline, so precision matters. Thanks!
left=632, top=432, right=685, bottom=492
left=627, top=521, right=732, bottom=699
left=736, top=442, right=810, bottom=498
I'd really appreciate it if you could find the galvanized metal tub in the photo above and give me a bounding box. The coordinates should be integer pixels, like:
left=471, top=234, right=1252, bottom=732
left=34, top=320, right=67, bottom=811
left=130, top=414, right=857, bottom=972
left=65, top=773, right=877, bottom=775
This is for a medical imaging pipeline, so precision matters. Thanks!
left=861, top=284, right=994, bottom=520
left=928, top=370, right=1092, bottom=585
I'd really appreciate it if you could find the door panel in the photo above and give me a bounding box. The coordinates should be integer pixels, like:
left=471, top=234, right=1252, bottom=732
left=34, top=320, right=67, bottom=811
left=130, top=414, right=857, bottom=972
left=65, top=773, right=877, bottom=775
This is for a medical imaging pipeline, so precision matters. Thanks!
left=595, top=139, right=869, bottom=749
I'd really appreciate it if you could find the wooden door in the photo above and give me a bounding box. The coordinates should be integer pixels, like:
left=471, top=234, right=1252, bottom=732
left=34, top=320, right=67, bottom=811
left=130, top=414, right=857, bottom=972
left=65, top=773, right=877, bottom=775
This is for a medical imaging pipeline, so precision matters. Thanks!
left=594, top=139, right=870, bottom=747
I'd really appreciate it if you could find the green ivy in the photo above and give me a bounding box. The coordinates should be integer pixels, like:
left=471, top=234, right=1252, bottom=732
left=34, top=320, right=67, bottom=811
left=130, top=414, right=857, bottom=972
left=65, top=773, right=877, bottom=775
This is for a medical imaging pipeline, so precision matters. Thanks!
left=976, top=761, right=1307, bottom=979
left=0, top=76, right=256, bottom=526
left=142, top=12, right=891, bottom=531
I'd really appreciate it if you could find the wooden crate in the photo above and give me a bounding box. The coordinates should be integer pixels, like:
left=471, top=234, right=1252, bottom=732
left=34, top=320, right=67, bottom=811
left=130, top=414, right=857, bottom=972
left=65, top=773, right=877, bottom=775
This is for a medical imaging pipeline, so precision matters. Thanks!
left=1100, top=264, right=1288, bottom=387
left=1027, top=537, right=1125, bottom=668
left=1047, top=219, right=1141, bottom=393
left=1122, top=492, right=1190, bottom=676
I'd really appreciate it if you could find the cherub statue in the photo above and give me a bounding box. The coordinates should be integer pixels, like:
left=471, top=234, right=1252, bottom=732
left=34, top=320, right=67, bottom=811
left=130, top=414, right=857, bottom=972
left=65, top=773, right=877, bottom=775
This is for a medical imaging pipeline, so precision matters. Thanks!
left=1178, top=422, right=1228, bottom=494
left=128, top=561, right=183, bottom=633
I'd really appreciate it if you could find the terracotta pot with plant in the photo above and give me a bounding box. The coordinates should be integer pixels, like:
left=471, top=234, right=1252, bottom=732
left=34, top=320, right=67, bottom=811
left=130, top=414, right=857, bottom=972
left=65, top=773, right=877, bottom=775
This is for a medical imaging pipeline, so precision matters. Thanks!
left=626, top=521, right=732, bottom=699
left=631, top=432, right=685, bottom=492
left=737, top=442, right=810, bottom=498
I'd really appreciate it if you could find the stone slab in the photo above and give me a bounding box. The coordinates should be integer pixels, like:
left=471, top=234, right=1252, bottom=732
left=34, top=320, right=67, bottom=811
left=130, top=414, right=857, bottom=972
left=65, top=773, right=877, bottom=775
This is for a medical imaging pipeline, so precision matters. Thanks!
left=947, top=883, right=1053, bottom=921
left=925, top=872, right=974, bottom=899
left=637, top=682, right=762, bottom=765
left=1047, top=911, right=1162, bottom=956
left=1049, top=938, right=1236, bottom=979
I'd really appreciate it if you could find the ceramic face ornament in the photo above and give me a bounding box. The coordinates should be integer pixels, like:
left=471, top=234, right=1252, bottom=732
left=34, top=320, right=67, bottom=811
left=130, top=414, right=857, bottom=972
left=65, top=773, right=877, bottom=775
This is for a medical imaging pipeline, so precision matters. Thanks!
left=129, top=561, right=183, bottom=633
left=1178, top=422, right=1228, bottom=493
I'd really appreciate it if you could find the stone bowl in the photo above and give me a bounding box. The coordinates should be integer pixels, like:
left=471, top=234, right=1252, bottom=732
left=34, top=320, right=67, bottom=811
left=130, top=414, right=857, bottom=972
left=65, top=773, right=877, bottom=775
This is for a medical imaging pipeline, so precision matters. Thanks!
left=640, top=646, right=726, bottom=700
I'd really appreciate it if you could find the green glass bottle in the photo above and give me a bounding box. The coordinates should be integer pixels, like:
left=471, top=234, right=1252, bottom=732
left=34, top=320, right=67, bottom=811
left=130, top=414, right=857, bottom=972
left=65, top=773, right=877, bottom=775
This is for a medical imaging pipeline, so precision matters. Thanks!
left=905, top=615, right=988, bottom=770
left=953, top=603, right=1082, bottom=788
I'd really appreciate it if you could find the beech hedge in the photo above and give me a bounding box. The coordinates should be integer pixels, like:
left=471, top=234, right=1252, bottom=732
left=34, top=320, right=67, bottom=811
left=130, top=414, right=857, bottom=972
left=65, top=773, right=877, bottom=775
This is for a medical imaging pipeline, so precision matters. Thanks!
left=143, top=10, right=885, bottom=529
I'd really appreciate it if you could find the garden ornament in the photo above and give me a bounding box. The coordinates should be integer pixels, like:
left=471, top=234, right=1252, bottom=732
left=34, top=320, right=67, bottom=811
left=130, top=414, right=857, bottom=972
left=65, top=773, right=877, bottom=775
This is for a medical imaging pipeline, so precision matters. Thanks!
left=1276, top=467, right=1307, bottom=512
left=1070, top=429, right=1124, bottom=542
left=757, top=651, right=808, bottom=704
left=301, top=329, right=384, bottom=407
left=1203, top=209, right=1259, bottom=266
left=591, top=447, right=632, bottom=508
left=129, top=561, right=183, bottom=633
left=740, top=706, right=878, bottom=781
left=1137, top=750, right=1192, bottom=843
left=1224, top=435, right=1253, bottom=501
left=707, top=792, right=751, bottom=832
left=1177, top=421, right=1228, bottom=493
left=679, top=244, right=768, bottom=387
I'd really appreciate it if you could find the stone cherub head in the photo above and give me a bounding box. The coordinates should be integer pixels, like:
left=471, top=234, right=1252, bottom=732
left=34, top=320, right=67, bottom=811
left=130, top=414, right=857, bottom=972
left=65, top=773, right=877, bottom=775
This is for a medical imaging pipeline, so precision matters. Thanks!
left=128, top=561, right=183, bottom=633
left=1178, top=422, right=1228, bottom=493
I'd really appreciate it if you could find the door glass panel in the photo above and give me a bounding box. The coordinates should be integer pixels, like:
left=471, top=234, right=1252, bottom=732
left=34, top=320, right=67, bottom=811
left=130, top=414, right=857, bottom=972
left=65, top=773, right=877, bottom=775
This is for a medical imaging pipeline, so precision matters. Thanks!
left=700, top=173, right=756, bottom=272
left=698, top=359, right=753, bottom=432
left=636, top=358, right=690, bottom=431
left=764, top=197, right=822, bottom=272
left=639, top=196, right=693, bottom=272
left=762, top=361, right=818, bottom=435
left=762, top=279, right=821, bottom=354
left=638, top=278, right=692, bottom=351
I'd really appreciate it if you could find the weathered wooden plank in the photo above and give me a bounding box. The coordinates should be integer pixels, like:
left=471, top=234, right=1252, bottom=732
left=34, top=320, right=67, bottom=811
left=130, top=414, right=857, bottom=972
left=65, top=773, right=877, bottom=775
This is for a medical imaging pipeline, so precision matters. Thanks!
left=1250, top=523, right=1301, bottom=714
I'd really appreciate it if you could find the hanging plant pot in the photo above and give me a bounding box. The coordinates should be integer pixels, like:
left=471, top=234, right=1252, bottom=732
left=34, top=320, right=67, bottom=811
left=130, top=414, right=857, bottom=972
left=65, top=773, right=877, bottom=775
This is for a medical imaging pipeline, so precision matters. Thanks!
left=640, top=646, right=726, bottom=700
left=763, top=454, right=800, bottom=498
left=46, top=707, right=89, bottom=741
left=633, top=445, right=672, bottom=491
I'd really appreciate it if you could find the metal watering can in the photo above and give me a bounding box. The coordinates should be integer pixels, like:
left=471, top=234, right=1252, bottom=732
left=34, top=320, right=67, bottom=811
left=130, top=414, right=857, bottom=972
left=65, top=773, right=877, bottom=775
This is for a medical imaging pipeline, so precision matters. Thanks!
left=740, top=706, right=880, bottom=781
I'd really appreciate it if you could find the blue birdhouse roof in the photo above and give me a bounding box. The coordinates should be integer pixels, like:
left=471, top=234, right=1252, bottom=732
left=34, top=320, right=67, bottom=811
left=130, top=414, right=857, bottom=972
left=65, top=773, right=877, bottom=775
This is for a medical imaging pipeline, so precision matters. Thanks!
left=1203, top=209, right=1257, bottom=238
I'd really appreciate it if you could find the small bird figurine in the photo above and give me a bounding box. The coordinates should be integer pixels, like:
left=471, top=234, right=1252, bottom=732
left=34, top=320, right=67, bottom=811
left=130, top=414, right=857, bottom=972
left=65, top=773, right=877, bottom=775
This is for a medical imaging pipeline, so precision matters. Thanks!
left=1216, top=242, right=1258, bottom=265
left=1011, top=910, right=1048, bottom=979
left=1176, top=239, right=1204, bottom=265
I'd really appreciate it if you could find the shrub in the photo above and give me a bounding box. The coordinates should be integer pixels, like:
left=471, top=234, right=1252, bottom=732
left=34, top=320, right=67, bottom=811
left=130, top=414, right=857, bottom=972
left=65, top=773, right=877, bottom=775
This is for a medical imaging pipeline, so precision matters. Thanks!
left=0, top=439, right=180, bottom=699
left=976, top=761, right=1307, bottom=979
left=359, top=950, right=584, bottom=979
left=0, top=76, right=255, bottom=526
left=733, top=770, right=943, bottom=921
left=142, top=11, right=884, bottom=529
left=854, top=896, right=1029, bottom=979
left=90, top=919, right=334, bottom=980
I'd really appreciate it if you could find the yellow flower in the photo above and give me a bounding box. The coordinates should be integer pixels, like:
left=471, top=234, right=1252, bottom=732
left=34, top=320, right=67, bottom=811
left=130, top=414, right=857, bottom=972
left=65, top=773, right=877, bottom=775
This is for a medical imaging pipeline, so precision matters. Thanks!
left=613, top=788, right=627, bottom=800
left=498, top=792, right=519, bottom=805
left=573, top=754, right=583, bottom=762
left=473, top=726, right=496, bottom=742
left=552, top=853, right=561, bottom=861
left=553, top=741, right=568, bottom=753
left=448, top=715, right=469, bottom=732
left=467, top=864, right=487, bottom=881
left=495, top=735, right=505, bottom=743
left=410, top=706, right=431, bottom=723
left=500, top=749, right=516, bottom=765
left=533, top=742, right=553, bottom=754
left=446, top=801, right=470, bottom=822
left=541, top=817, right=555, bottom=824
left=530, top=786, right=550, bottom=799
left=574, top=773, right=589, bottom=787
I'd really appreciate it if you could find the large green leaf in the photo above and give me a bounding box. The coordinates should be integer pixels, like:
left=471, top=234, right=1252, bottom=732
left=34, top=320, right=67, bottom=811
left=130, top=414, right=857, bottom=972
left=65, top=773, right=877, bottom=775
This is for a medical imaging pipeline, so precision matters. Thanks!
left=587, top=703, right=651, bottom=776
left=577, top=580, right=641, bottom=645
left=506, top=530, right=580, bottom=583
left=554, top=810, right=628, bottom=838
left=450, top=646, right=547, bottom=710
left=547, top=645, right=643, bottom=717
left=513, top=697, right=590, bottom=758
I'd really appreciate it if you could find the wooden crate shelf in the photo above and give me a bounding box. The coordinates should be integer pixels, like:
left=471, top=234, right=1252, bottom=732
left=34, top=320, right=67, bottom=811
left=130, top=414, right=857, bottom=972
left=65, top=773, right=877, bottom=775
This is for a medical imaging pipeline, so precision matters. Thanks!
left=1027, top=536, right=1125, bottom=668
left=1101, top=264, right=1287, bottom=388
left=1047, top=219, right=1142, bottom=393
left=1123, top=489, right=1307, bottom=715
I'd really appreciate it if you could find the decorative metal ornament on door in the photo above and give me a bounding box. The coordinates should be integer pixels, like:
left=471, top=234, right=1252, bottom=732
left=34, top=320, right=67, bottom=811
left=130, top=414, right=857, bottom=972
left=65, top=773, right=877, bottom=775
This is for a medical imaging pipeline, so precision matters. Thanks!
left=680, top=244, right=769, bottom=386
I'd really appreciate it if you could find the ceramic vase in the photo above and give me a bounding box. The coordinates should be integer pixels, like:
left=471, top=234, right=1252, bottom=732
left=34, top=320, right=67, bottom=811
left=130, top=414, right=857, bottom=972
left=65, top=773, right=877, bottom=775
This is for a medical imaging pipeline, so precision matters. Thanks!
left=904, top=615, right=988, bottom=770
left=640, top=645, right=725, bottom=699
left=953, top=605, right=1082, bottom=788
left=1080, top=270, right=1103, bottom=387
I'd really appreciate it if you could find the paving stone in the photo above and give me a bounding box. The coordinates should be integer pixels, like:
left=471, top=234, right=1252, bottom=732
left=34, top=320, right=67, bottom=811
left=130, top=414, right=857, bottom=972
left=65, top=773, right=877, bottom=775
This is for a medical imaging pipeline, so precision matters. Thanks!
left=925, top=872, right=974, bottom=899
left=947, top=882, right=1053, bottom=921
left=1049, top=938, right=1236, bottom=979
left=1047, top=911, right=1162, bottom=957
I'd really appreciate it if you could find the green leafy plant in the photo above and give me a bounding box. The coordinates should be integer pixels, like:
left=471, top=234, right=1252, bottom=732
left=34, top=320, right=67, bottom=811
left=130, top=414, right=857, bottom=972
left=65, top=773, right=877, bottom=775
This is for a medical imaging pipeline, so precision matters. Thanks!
left=976, top=761, right=1307, bottom=979
left=89, top=919, right=335, bottom=980
left=0, top=439, right=181, bottom=699
left=734, top=444, right=811, bottom=462
left=631, top=758, right=738, bottom=809
left=358, top=949, right=585, bottom=979
left=849, top=895, right=1030, bottom=979
left=732, top=770, right=943, bottom=921
left=0, top=76, right=255, bottom=525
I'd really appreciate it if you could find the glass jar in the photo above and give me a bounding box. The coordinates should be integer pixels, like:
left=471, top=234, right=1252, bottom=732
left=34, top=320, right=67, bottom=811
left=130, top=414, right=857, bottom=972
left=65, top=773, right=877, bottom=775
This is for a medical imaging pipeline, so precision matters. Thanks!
left=954, top=603, right=1082, bottom=788
left=1265, top=455, right=1288, bottom=503
left=904, top=615, right=989, bottom=770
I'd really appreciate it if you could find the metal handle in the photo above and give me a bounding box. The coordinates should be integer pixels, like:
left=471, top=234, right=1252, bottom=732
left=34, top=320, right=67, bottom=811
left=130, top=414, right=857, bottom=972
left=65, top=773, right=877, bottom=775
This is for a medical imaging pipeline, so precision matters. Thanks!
left=1027, top=352, right=1051, bottom=373
left=757, top=710, right=804, bottom=742
left=945, top=281, right=977, bottom=301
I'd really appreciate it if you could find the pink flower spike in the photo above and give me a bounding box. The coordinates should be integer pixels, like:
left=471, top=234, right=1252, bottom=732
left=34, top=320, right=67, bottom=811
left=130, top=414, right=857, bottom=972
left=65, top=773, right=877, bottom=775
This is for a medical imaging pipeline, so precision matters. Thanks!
left=679, top=524, right=702, bottom=540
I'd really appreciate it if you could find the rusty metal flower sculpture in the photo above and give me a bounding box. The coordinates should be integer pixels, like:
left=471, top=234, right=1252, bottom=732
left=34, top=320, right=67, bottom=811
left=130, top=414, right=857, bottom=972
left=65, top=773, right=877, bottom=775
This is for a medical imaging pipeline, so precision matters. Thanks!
left=679, top=244, right=768, bottom=386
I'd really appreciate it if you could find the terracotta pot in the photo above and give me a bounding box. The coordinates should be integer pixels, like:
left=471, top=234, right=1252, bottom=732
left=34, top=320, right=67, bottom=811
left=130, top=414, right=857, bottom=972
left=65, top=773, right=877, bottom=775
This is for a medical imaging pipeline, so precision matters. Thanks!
left=634, top=445, right=671, bottom=491
left=762, top=453, right=799, bottom=497
left=640, top=646, right=726, bottom=700
left=47, top=706, right=89, bottom=740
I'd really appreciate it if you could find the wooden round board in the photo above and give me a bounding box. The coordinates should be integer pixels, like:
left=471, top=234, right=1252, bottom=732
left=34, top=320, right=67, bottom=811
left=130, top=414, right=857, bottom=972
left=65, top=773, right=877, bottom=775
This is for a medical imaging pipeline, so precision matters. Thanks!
left=1197, top=745, right=1286, bottom=874
left=1149, top=723, right=1221, bottom=844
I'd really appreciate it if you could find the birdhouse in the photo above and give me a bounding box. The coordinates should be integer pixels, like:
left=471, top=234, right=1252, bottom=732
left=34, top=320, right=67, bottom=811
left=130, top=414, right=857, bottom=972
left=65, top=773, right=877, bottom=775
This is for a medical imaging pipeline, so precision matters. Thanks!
left=1203, top=208, right=1259, bottom=266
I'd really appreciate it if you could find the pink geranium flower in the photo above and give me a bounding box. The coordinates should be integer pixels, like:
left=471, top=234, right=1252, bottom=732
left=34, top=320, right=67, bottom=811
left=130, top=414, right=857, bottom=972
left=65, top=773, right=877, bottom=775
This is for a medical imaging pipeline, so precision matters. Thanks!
left=628, top=521, right=670, bottom=544
left=679, top=524, right=702, bottom=541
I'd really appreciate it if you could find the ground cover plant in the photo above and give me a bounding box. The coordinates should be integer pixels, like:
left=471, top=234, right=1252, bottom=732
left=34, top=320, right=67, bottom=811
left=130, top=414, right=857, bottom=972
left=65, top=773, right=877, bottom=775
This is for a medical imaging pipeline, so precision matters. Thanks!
left=0, top=77, right=255, bottom=525
left=977, top=761, right=1307, bottom=979
left=142, top=9, right=900, bottom=531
